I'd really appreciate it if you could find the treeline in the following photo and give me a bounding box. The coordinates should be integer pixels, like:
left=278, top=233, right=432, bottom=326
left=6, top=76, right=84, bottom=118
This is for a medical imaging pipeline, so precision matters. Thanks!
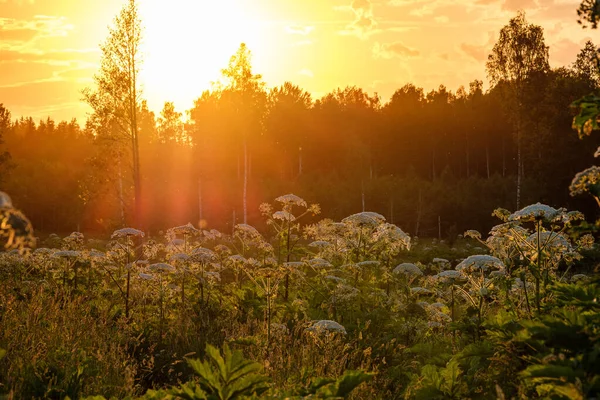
left=1, top=50, right=600, bottom=237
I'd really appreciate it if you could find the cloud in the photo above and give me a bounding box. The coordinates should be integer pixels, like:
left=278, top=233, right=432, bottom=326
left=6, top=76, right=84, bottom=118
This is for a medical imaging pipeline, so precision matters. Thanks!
left=298, top=69, right=314, bottom=78
left=460, top=43, right=487, bottom=62
left=434, top=15, right=450, bottom=23
left=502, top=0, right=536, bottom=12
left=338, top=0, right=379, bottom=39
left=284, top=25, right=315, bottom=35
left=0, top=16, right=73, bottom=46
left=373, top=41, right=420, bottom=58
left=289, top=40, right=313, bottom=47
left=0, top=48, right=97, bottom=64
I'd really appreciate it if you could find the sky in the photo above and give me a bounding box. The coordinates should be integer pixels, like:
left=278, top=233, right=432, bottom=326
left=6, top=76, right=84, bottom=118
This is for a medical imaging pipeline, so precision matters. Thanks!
left=0, top=0, right=596, bottom=123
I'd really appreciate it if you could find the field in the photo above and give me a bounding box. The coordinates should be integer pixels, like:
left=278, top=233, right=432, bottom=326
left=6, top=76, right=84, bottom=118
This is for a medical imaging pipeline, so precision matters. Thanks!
left=0, top=193, right=599, bottom=399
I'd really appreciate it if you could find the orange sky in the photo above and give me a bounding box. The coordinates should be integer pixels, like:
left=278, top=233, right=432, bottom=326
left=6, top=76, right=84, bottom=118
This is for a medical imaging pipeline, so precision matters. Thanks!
left=0, top=0, right=596, bottom=123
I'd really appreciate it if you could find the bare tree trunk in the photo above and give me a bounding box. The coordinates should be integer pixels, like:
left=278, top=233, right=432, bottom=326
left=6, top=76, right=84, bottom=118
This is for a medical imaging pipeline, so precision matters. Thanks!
left=432, top=147, right=436, bottom=180
left=243, top=139, right=248, bottom=224
left=118, top=158, right=125, bottom=225
left=415, top=189, right=422, bottom=237
left=502, top=137, right=506, bottom=177
left=516, top=119, right=522, bottom=210
left=486, top=145, right=490, bottom=179
left=198, top=177, right=203, bottom=222
left=361, top=180, right=365, bottom=212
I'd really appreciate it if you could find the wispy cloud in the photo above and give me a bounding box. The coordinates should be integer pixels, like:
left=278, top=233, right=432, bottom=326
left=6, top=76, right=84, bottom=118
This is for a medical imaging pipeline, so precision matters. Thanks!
left=338, top=0, right=380, bottom=39
left=298, top=68, right=314, bottom=77
left=284, top=25, right=315, bottom=35
left=373, top=41, right=420, bottom=58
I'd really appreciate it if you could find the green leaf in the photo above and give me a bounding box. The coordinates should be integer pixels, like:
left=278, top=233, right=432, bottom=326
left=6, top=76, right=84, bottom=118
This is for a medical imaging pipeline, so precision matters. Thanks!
left=334, top=370, right=374, bottom=398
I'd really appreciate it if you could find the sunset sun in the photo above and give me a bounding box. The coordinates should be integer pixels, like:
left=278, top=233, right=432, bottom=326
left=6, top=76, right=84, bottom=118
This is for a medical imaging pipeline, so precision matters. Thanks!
left=139, top=0, right=269, bottom=111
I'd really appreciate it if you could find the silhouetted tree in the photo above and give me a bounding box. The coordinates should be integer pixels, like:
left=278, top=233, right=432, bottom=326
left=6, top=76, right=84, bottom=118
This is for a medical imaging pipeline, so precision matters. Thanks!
left=487, top=11, right=550, bottom=208
left=82, top=0, right=144, bottom=229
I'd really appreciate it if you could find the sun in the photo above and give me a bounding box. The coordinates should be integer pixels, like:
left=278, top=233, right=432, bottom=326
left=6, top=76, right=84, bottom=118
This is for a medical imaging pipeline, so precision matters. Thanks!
left=138, top=0, right=268, bottom=114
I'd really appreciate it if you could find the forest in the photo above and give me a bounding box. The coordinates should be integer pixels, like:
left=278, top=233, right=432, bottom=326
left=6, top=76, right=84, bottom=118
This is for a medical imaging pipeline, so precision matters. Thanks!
left=0, top=0, right=599, bottom=399
left=1, top=11, right=600, bottom=238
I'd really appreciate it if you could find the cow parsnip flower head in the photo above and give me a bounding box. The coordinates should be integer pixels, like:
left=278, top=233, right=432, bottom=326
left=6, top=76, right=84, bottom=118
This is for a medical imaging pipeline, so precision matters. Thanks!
left=410, top=286, right=433, bottom=295
left=571, top=274, right=590, bottom=283
left=275, top=193, right=307, bottom=208
left=393, top=262, right=423, bottom=276
left=149, top=263, right=176, bottom=273
left=170, top=253, right=190, bottom=262
left=357, top=260, right=379, bottom=267
left=508, top=203, right=564, bottom=223
left=373, top=223, right=411, bottom=251
left=88, top=249, right=105, bottom=259
left=308, top=258, right=332, bottom=268
left=168, top=222, right=199, bottom=236
left=191, top=247, right=217, bottom=263
left=53, top=250, right=81, bottom=258
left=0, top=191, right=13, bottom=208
left=456, top=255, right=505, bottom=274
left=570, top=166, right=600, bottom=197
left=272, top=210, right=295, bottom=221
left=309, top=240, right=331, bottom=248
left=342, top=211, right=385, bottom=226
left=464, top=230, right=482, bottom=240
left=306, top=320, right=347, bottom=335
left=111, top=227, right=144, bottom=239
left=437, top=270, right=462, bottom=280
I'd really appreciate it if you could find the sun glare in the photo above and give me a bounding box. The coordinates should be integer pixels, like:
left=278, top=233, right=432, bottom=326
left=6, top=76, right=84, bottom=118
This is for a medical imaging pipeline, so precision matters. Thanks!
left=139, top=0, right=268, bottom=114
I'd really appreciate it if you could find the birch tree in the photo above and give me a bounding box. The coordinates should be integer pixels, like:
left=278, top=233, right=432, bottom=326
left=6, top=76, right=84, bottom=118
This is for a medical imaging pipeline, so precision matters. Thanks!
left=83, top=0, right=144, bottom=228
left=486, top=11, right=549, bottom=209
left=221, top=43, right=266, bottom=224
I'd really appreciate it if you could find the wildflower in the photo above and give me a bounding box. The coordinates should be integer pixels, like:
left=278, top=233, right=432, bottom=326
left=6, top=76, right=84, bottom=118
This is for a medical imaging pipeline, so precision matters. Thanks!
left=342, top=211, right=385, bottom=226
left=149, top=263, right=176, bottom=273
left=0, top=192, right=12, bottom=208
left=283, top=261, right=304, bottom=268
left=272, top=210, right=295, bottom=221
left=308, top=258, right=332, bottom=268
left=410, top=287, right=433, bottom=295
left=436, top=270, right=462, bottom=281
left=229, top=254, right=247, bottom=263
left=456, top=255, right=505, bottom=274
left=170, top=253, right=190, bottom=262
left=191, top=247, right=217, bottom=263
left=357, top=260, right=379, bottom=267
left=508, top=203, right=563, bottom=223
left=53, top=250, right=81, bottom=258
left=275, top=193, right=307, bottom=208
left=306, top=320, right=347, bottom=335
left=168, top=222, right=199, bottom=236
left=393, top=263, right=423, bottom=276
left=309, top=240, right=331, bottom=248
left=571, top=274, right=590, bottom=283
left=570, top=166, right=600, bottom=197
left=111, top=228, right=144, bottom=239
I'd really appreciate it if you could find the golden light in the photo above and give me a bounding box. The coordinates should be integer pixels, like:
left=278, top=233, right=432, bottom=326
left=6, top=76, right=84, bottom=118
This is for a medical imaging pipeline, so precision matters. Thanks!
left=139, top=0, right=270, bottom=113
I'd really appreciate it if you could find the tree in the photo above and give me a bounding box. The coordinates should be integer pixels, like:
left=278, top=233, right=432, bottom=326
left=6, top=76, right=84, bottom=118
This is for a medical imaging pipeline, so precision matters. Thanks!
left=577, top=0, right=600, bottom=28
left=0, top=104, right=12, bottom=183
left=573, top=40, right=600, bottom=88
left=220, top=43, right=266, bottom=224
left=82, top=0, right=144, bottom=229
left=157, top=101, right=185, bottom=144
left=486, top=11, right=550, bottom=209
